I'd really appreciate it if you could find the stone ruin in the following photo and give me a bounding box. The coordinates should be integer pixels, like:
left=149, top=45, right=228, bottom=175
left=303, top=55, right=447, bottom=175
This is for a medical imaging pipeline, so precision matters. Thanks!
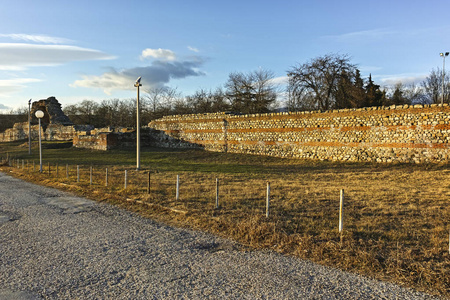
left=0, top=97, right=93, bottom=143
left=0, top=96, right=174, bottom=150
left=30, top=96, right=73, bottom=129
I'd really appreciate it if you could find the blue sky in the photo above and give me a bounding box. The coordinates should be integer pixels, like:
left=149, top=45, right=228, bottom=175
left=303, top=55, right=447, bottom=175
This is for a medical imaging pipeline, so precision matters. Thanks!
left=1, top=0, right=449, bottom=111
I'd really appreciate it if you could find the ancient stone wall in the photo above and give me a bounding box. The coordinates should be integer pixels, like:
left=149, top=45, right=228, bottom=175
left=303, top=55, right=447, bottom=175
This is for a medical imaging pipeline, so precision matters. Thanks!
left=73, top=128, right=200, bottom=151
left=148, top=104, right=450, bottom=163
left=0, top=122, right=93, bottom=142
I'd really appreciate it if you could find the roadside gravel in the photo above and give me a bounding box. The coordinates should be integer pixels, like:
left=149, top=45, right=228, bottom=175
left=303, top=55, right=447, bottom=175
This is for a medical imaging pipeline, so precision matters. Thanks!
left=0, top=171, right=440, bottom=299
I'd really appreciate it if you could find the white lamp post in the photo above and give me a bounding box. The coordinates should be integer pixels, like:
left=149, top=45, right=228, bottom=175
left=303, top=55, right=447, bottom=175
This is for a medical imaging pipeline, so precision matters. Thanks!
left=440, top=52, right=449, bottom=104
left=35, top=110, right=44, bottom=173
left=28, top=99, right=32, bottom=155
left=134, top=76, right=142, bottom=170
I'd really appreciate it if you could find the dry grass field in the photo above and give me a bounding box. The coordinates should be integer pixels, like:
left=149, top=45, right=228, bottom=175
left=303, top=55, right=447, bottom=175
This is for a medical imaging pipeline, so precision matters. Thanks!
left=1, top=141, right=449, bottom=297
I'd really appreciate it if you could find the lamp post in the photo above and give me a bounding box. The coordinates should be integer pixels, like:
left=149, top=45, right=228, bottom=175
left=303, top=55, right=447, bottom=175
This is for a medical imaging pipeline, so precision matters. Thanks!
left=134, top=76, right=142, bottom=170
left=28, top=99, right=32, bottom=155
left=440, top=52, right=449, bottom=104
left=35, top=110, right=44, bottom=173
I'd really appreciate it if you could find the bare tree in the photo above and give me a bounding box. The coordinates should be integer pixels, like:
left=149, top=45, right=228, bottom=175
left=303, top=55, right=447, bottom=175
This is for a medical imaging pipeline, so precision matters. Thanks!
left=143, top=86, right=181, bottom=120
left=64, top=100, right=99, bottom=126
left=422, top=68, right=450, bottom=103
left=287, top=53, right=356, bottom=111
left=225, top=69, right=278, bottom=114
left=185, top=88, right=231, bottom=113
left=402, top=83, right=427, bottom=105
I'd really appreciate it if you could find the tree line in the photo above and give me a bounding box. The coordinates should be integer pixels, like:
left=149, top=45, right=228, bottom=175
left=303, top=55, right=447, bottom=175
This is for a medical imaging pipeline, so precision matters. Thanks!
left=3, top=53, right=450, bottom=129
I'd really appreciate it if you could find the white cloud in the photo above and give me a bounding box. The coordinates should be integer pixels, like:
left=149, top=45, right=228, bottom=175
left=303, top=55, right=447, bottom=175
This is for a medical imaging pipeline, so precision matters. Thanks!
left=374, top=73, right=428, bottom=87
left=323, top=28, right=397, bottom=42
left=359, top=65, right=383, bottom=73
left=270, top=76, right=288, bottom=85
left=0, top=103, right=10, bottom=110
left=0, top=43, right=115, bottom=71
left=0, top=33, right=71, bottom=44
left=72, top=57, right=206, bottom=94
left=141, top=48, right=176, bottom=61
left=0, top=78, right=42, bottom=98
left=188, top=46, right=199, bottom=53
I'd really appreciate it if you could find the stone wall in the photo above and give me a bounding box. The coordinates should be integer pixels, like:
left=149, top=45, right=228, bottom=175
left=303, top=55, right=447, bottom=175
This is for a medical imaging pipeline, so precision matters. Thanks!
left=0, top=122, right=93, bottom=143
left=148, top=104, right=450, bottom=163
left=72, top=128, right=200, bottom=151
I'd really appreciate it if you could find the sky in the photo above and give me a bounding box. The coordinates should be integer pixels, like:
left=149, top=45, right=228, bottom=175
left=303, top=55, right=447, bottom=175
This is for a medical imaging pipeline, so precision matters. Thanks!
left=1, top=0, right=450, bottom=112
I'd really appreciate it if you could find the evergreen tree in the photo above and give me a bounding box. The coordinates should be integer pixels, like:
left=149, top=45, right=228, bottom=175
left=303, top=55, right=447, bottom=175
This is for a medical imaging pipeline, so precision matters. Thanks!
left=389, top=83, right=409, bottom=105
left=364, top=74, right=383, bottom=107
left=334, top=69, right=365, bottom=109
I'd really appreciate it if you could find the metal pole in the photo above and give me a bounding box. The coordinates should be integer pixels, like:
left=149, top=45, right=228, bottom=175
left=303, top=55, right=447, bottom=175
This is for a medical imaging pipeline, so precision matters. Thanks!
left=38, top=118, right=42, bottom=173
left=442, top=55, right=446, bottom=105
left=136, top=83, right=141, bottom=170
left=28, top=99, right=31, bottom=155
left=441, top=52, right=449, bottom=104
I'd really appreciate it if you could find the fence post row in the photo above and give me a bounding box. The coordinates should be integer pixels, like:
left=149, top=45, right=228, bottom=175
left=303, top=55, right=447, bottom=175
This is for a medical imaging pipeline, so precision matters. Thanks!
left=15, top=160, right=450, bottom=258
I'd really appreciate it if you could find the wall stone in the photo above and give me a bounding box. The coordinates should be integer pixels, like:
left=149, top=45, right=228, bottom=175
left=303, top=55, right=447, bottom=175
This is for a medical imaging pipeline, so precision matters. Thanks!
left=148, top=105, right=450, bottom=164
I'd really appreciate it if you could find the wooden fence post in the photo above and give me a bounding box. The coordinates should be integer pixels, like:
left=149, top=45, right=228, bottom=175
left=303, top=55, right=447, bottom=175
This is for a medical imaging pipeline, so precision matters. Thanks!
left=147, top=172, right=150, bottom=194
left=215, top=178, right=219, bottom=209
left=124, top=170, right=127, bottom=189
left=266, top=181, right=270, bottom=218
left=105, top=168, right=108, bottom=187
left=77, top=165, right=80, bottom=183
left=66, top=164, right=69, bottom=180
left=339, top=189, right=344, bottom=243
left=176, top=175, right=180, bottom=201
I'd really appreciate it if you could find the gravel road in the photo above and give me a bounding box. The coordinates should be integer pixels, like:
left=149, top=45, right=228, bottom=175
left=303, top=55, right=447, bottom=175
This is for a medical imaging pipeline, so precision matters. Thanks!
left=0, top=171, right=439, bottom=299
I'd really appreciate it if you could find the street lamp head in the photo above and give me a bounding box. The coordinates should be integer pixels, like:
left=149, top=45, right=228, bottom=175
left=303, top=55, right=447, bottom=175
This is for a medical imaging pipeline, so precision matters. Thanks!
left=441, top=52, right=450, bottom=57
left=35, top=110, right=44, bottom=119
left=134, top=76, right=142, bottom=87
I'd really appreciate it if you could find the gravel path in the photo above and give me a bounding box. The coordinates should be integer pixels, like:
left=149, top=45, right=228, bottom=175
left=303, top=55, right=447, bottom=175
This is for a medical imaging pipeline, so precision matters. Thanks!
left=0, top=171, right=439, bottom=299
